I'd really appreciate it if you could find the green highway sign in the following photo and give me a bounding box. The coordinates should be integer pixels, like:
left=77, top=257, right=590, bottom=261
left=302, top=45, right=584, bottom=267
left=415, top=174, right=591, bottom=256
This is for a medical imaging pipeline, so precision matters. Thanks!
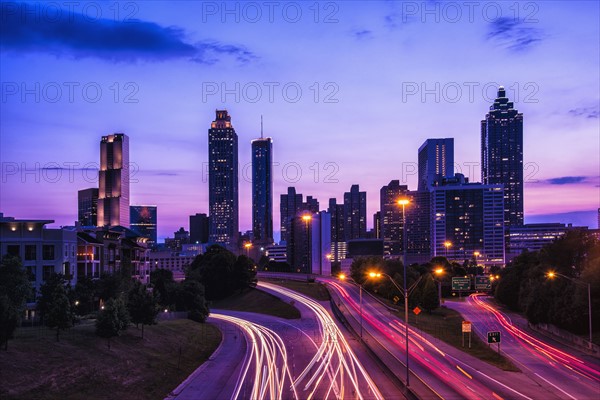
left=488, top=331, right=501, bottom=343
left=452, top=277, right=471, bottom=291
left=475, top=276, right=491, bottom=290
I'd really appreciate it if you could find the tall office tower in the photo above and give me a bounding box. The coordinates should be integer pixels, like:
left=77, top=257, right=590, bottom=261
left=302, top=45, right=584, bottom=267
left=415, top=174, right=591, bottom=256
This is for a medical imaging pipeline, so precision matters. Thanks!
left=404, top=190, right=432, bottom=264
left=280, top=187, right=302, bottom=243
left=208, top=110, right=239, bottom=246
left=130, top=205, right=157, bottom=245
left=418, top=138, right=454, bottom=190
left=189, top=213, right=209, bottom=244
left=481, top=86, right=524, bottom=227
left=380, top=180, right=409, bottom=256
left=78, top=188, right=98, bottom=226
left=343, top=184, right=367, bottom=240
left=251, top=135, right=273, bottom=244
left=287, top=214, right=311, bottom=273
left=597, top=208, right=600, bottom=229
left=328, top=198, right=346, bottom=262
left=373, top=212, right=381, bottom=239
left=98, top=133, right=129, bottom=227
left=303, top=196, right=320, bottom=213
left=431, top=174, right=505, bottom=265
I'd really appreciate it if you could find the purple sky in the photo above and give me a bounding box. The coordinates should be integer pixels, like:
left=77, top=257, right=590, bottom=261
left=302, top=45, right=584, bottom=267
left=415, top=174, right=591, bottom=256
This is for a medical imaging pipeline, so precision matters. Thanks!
left=1, top=1, right=599, bottom=242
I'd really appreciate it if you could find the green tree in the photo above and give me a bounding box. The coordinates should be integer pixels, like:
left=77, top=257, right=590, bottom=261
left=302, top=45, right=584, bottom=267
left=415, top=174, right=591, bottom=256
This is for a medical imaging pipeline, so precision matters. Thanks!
left=150, top=269, right=176, bottom=307
left=96, top=297, right=130, bottom=349
left=38, top=274, right=74, bottom=342
left=181, top=280, right=210, bottom=323
left=187, top=245, right=239, bottom=300
left=127, top=281, right=159, bottom=338
left=73, top=275, right=95, bottom=315
left=420, top=274, right=439, bottom=313
left=232, top=255, right=257, bottom=293
left=0, top=255, right=33, bottom=350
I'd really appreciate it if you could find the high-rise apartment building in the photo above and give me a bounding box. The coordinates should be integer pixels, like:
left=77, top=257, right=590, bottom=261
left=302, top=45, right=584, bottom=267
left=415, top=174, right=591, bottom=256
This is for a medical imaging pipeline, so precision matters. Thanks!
left=98, top=133, right=129, bottom=227
left=252, top=136, right=273, bottom=244
left=78, top=188, right=98, bottom=226
left=208, top=110, right=239, bottom=246
left=280, top=187, right=302, bottom=243
left=481, top=86, right=524, bottom=227
left=343, top=184, right=367, bottom=240
left=328, top=198, right=346, bottom=262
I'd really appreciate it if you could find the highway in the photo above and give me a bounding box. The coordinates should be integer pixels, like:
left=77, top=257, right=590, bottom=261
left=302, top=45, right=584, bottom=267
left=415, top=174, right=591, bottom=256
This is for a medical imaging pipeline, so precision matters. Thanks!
left=447, top=293, right=600, bottom=400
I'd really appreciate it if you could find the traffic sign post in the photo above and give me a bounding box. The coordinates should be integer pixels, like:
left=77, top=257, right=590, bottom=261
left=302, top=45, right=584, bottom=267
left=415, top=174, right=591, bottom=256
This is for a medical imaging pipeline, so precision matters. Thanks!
left=475, top=276, right=492, bottom=291
left=487, top=331, right=501, bottom=352
left=452, top=277, right=470, bottom=299
left=462, top=321, right=472, bottom=348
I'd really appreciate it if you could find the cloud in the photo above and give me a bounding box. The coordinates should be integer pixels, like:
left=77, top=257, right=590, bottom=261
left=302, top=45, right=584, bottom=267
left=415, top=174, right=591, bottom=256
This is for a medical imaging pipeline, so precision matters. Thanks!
left=540, top=176, right=591, bottom=185
left=568, top=106, right=600, bottom=119
left=0, top=2, right=256, bottom=64
left=486, top=17, right=543, bottom=52
left=352, top=29, right=373, bottom=40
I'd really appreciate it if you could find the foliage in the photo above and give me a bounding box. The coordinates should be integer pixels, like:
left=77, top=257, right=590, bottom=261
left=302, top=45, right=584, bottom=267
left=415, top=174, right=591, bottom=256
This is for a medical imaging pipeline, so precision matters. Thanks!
left=127, top=281, right=159, bottom=338
left=420, top=274, right=440, bottom=312
left=96, top=297, right=130, bottom=347
left=38, top=273, right=74, bottom=341
left=73, top=275, right=96, bottom=315
left=187, top=245, right=257, bottom=301
left=494, top=231, right=600, bottom=335
left=0, top=255, right=33, bottom=350
left=150, top=269, right=177, bottom=307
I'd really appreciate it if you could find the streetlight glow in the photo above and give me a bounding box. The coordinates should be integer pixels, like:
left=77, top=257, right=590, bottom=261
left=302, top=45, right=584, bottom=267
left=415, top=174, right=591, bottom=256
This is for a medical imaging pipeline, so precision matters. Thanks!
left=434, top=268, right=444, bottom=275
left=339, top=273, right=346, bottom=280
left=547, top=271, right=556, bottom=278
left=397, top=199, right=410, bottom=206
left=368, top=272, right=381, bottom=278
left=302, top=214, right=312, bottom=222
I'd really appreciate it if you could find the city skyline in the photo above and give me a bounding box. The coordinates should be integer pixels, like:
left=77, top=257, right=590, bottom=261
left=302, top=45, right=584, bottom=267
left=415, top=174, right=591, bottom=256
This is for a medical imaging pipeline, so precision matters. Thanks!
left=1, top=1, right=598, bottom=240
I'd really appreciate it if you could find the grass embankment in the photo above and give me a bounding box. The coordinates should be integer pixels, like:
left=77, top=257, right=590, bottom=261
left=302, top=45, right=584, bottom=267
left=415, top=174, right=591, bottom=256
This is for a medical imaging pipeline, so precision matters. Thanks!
left=380, top=297, right=519, bottom=372
left=211, top=287, right=301, bottom=319
left=264, top=279, right=331, bottom=301
left=0, top=319, right=221, bottom=400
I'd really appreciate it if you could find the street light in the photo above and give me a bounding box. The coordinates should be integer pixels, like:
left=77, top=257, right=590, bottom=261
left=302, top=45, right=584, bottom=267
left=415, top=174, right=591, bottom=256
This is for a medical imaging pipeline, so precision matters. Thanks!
left=339, top=271, right=381, bottom=340
left=302, top=214, right=312, bottom=274
left=434, top=267, right=444, bottom=305
left=244, top=242, right=252, bottom=257
left=396, top=198, right=412, bottom=387
left=546, top=271, right=593, bottom=347
left=444, top=241, right=452, bottom=258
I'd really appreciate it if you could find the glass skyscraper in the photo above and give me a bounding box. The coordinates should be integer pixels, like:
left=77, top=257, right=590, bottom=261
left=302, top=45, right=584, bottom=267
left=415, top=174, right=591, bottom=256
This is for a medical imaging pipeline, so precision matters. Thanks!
left=251, top=136, right=273, bottom=244
left=481, top=86, right=524, bottom=227
left=343, top=184, right=367, bottom=240
left=98, top=133, right=129, bottom=227
left=78, top=188, right=98, bottom=226
left=130, top=205, right=157, bottom=245
left=418, top=138, right=454, bottom=190
left=208, top=110, right=239, bottom=246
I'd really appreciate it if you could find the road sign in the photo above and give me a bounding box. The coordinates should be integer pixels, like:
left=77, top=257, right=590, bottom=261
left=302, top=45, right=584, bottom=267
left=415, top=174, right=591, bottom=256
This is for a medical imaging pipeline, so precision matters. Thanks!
left=475, top=276, right=491, bottom=290
left=393, top=296, right=400, bottom=304
left=452, top=277, right=471, bottom=291
left=413, top=306, right=422, bottom=315
left=487, top=331, right=501, bottom=343
left=462, top=321, right=472, bottom=333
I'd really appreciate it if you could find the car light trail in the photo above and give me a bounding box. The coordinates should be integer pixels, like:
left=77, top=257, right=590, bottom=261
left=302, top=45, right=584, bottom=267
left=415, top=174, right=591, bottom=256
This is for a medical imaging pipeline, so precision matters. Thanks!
left=211, top=313, right=298, bottom=400
left=259, top=281, right=384, bottom=400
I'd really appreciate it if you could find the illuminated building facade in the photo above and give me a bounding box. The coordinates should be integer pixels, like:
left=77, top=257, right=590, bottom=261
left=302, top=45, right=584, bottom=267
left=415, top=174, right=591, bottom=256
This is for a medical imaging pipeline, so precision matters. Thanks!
left=252, top=137, right=273, bottom=244
left=98, top=133, right=130, bottom=227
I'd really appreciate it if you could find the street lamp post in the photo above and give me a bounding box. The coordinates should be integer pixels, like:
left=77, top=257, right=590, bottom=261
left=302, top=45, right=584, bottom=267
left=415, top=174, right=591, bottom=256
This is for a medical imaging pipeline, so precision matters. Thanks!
left=397, top=198, right=410, bottom=386
left=434, top=267, right=444, bottom=305
left=339, top=272, right=381, bottom=340
left=547, top=271, right=593, bottom=346
left=444, top=241, right=452, bottom=259
left=302, top=214, right=312, bottom=274
left=244, top=242, right=252, bottom=258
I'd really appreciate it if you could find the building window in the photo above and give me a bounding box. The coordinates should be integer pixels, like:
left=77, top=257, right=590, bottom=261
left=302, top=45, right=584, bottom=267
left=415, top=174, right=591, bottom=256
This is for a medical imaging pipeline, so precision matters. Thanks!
left=43, top=265, right=54, bottom=281
left=7, top=245, right=20, bottom=257
left=42, top=245, right=55, bottom=260
left=25, top=245, right=37, bottom=261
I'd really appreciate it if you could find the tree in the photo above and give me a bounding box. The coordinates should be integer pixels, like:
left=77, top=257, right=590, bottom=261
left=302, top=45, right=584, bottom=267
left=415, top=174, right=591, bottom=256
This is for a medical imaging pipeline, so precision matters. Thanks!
left=96, top=297, right=130, bottom=349
left=231, top=255, right=257, bottom=293
left=0, top=256, right=33, bottom=350
left=420, top=274, right=439, bottom=313
left=150, top=269, right=176, bottom=307
left=73, top=275, right=95, bottom=315
left=127, top=281, right=159, bottom=338
left=181, top=280, right=210, bottom=323
left=187, top=245, right=244, bottom=300
left=38, top=273, right=73, bottom=342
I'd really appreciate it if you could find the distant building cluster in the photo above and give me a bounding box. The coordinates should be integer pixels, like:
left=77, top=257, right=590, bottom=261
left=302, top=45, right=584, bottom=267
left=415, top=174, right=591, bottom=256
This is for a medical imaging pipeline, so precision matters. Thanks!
left=2, top=87, right=598, bottom=289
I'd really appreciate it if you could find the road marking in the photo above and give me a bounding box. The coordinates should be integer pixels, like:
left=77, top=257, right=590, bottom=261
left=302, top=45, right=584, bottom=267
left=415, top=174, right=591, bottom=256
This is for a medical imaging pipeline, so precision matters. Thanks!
left=456, top=365, right=472, bottom=379
left=492, top=392, right=503, bottom=400
left=534, top=373, right=578, bottom=400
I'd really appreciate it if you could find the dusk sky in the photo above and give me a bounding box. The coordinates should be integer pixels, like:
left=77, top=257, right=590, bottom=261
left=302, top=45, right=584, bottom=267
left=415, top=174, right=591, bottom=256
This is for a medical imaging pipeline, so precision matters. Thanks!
left=1, top=0, right=599, bottom=242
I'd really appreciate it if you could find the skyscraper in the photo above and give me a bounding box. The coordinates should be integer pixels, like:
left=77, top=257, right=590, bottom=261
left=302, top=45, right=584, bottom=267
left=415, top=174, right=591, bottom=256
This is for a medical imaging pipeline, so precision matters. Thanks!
left=208, top=110, right=239, bottom=246
left=418, top=138, right=454, bottom=190
left=481, top=86, right=524, bottom=227
left=343, top=184, right=367, bottom=240
left=252, top=134, right=273, bottom=244
left=130, top=205, right=157, bottom=245
left=303, top=196, right=320, bottom=213
left=280, top=187, right=302, bottom=243
left=189, top=213, right=209, bottom=244
left=78, top=188, right=98, bottom=226
left=328, top=198, right=346, bottom=262
left=98, top=133, right=129, bottom=227
left=379, top=180, right=409, bottom=256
